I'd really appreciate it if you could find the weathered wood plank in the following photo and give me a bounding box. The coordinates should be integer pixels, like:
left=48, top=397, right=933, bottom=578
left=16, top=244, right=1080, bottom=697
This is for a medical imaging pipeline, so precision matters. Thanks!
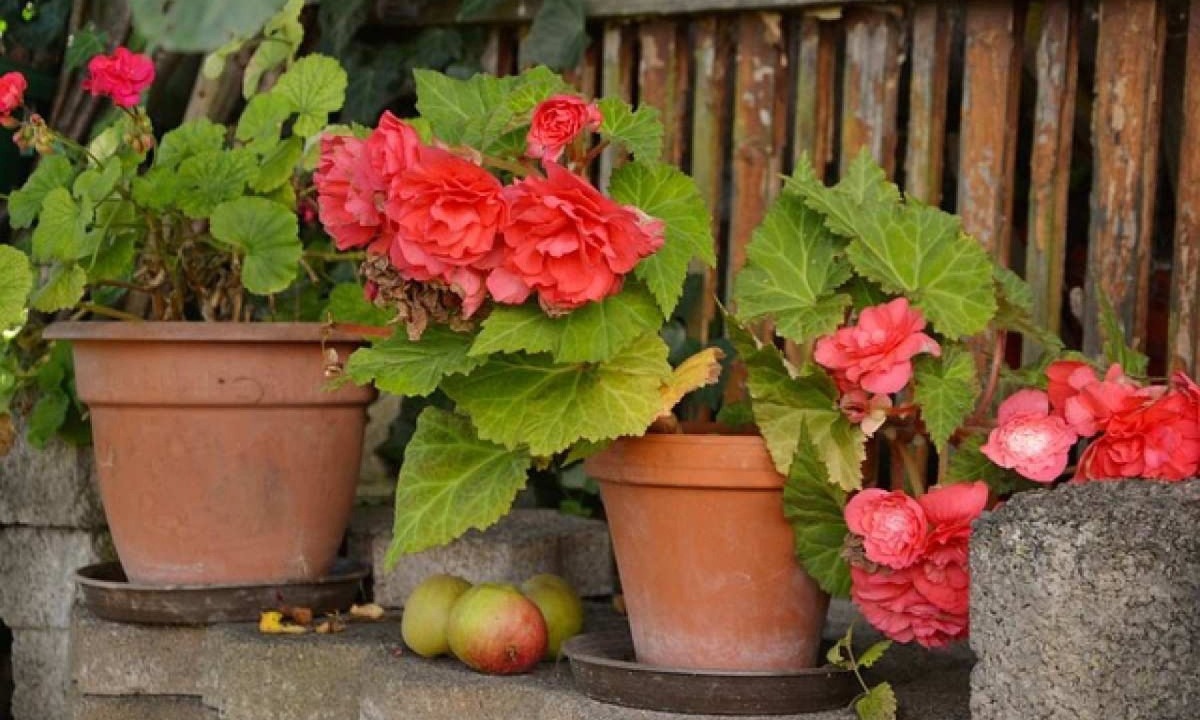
left=1169, top=0, right=1200, bottom=374
left=597, top=21, right=636, bottom=190
left=375, top=0, right=879, bottom=24
left=637, top=19, right=689, bottom=164
left=791, top=11, right=837, bottom=176
left=839, top=5, right=903, bottom=175
left=957, top=0, right=1023, bottom=261
left=904, top=1, right=951, bottom=204
left=1022, top=0, right=1080, bottom=363
left=1082, top=0, right=1166, bottom=356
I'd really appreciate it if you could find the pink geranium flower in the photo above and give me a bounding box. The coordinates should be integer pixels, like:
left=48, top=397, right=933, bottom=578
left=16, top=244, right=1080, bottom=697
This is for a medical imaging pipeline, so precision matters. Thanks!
left=844, top=488, right=928, bottom=570
left=82, top=48, right=155, bottom=108
left=813, top=298, right=941, bottom=395
left=0, top=72, right=26, bottom=123
left=981, top=389, right=1077, bottom=483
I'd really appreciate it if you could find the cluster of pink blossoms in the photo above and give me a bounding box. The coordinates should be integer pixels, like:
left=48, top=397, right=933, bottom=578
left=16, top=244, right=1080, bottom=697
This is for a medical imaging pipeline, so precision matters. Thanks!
left=844, top=482, right=989, bottom=649
left=314, top=95, right=663, bottom=317
left=982, top=361, right=1200, bottom=483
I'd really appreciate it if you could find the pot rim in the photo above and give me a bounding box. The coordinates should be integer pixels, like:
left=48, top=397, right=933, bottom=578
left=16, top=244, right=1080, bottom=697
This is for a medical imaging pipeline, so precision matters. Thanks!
left=43, top=321, right=369, bottom=344
left=585, top=431, right=784, bottom=491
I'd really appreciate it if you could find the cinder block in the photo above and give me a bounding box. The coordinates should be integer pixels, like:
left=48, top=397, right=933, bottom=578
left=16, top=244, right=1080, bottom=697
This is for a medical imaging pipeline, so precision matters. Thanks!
left=348, top=508, right=614, bottom=608
left=0, top=527, right=113, bottom=628
left=73, top=695, right=216, bottom=720
left=12, top=628, right=70, bottom=720
left=71, top=608, right=207, bottom=696
left=0, top=420, right=103, bottom=529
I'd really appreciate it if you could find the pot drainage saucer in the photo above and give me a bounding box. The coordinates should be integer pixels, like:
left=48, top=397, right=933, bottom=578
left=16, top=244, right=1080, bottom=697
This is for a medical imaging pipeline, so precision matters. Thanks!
left=75, top=559, right=370, bottom=625
left=562, top=631, right=861, bottom=716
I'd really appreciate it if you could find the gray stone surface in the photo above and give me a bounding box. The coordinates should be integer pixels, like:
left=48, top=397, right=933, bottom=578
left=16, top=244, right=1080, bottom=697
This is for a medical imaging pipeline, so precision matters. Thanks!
left=349, top=507, right=614, bottom=607
left=970, top=480, right=1200, bottom=720
left=71, top=608, right=207, bottom=696
left=0, top=424, right=103, bottom=528
left=0, top=527, right=113, bottom=628
left=12, top=628, right=70, bottom=720
left=73, top=695, right=216, bottom=720
left=202, top=617, right=402, bottom=720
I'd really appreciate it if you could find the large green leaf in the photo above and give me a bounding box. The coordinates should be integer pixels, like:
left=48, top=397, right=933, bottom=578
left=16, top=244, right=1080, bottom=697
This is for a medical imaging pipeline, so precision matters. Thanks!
left=323, top=282, right=390, bottom=326
left=175, top=150, right=258, bottom=218
left=273, top=54, right=348, bottom=137
left=251, top=136, right=303, bottom=192
left=444, top=332, right=671, bottom=456
left=345, top=326, right=483, bottom=397
left=385, top=407, right=532, bottom=563
left=598, top=97, right=663, bottom=162
left=470, top=283, right=662, bottom=363
left=413, top=70, right=516, bottom=151
left=30, top=265, right=87, bottom=312
left=785, top=149, right=901, bottom=237
left=31, top=188, right=90, bottom=262
left=8, top=155, right=75, bottom=229
left=156, top=119, right=228, bottom=170
left=734, top=193, right=852, bottom=344
left=784, top=428, right=851, bottom=597
left=0, top=246, right=33, bottom=330
left=609, top=161, right=715, bottom=316
left=913, top=347, right=979, bottom=453
left=129, top=0, right=289, bottom=53
left=236, top=93, right=293, bottom=155
left=208, top=198, right=301, bottom=294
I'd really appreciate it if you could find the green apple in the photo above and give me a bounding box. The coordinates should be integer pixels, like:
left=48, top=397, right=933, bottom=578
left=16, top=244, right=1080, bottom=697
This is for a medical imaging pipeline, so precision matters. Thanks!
left=521, top=573, right=584, bottom=660
left=401, top=574, right=472, bottom=657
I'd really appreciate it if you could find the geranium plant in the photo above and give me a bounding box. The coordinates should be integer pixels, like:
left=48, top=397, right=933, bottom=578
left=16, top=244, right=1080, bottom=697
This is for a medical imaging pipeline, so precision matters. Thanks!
left=318, top=68, right=718, bottom=564
left=0, top=2, right=372, bottom=451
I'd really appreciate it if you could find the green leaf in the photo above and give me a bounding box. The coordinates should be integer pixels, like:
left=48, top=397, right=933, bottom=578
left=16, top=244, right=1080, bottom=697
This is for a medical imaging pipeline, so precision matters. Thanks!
left=8, top=155, right=75, bottom=229
left=156, top=119, right=228, bottom=170
left=471, top=283, right=662, bottom=363
left=251, top=136, right=303, bottom=192
left=857, top=640, right=892, bottom=670
left=912, top=347, right=979, bottom=453
left=30, top=265, right=87, bottom=312
left=413, top=70, right=517, bottom=151
left=0, top=246, right=33, bottom=330
left=236, top=92, right=294, bottom=154
left=827, top=625, right=854, bottom=669
left=175, top=150, right=258, bottom=218
left=609, top=161, right=715, bottom=316
left=855, top=682, right=898, bottom=720
left=1096, top=291, right=1149, bottom=377
left=519, top=0, right=588, bottom=71
left=65, top=27, right=109, bottom=70
left=273, top=54, right=348, bottom=137
left=385, top=407, right=532, bottom=563
left=32, top=188, right=90, bottom=262
left=129, top=0, right=289, bottom=53
left=26, top=389, right=69, bottom=449
left=784, top=427, right=851, bottom=597
left=318, top=0, right=370, bottom=55
left=72, top=160, right=122, bottom=204
left=86, top=234, right=137, bottom=283
left=242, top=0, right=304, bottom=98
left=947, top=435, right=1025, bottom=495
left=323, top=282, right=390, bottom=326
left=786, top=149, right=901, bottom=237
left=598, top=97, right=663, bottom=162
left=458, top=0, right=504, bottom=19
left=130, top=168, right=182, bottom=211
left=993, top=266, right=1064, bottom=354
left=505, top=66, right=571, bottom=117
left=444, top=332, right=672, bottom=457
left=208, top=198, right=301, bottom=294
left=842, top=276, right=890, bottom=311
left=734, top=193, right=852, bottom=344
left=345, top=326, right=483, bottom=397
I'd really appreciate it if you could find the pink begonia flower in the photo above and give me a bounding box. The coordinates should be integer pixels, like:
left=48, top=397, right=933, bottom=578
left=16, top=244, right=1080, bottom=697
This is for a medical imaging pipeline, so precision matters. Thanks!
left=917, top=481, right=989, bottom=567
left=1076, top=383, right=1200, bottom=482
left=1062, top=365, right=1152, bottom=438
left=844, top=488, right=928, bottom=570
left=1045, top=360, right=1097, bottom=415
left=82, top=48, right=155, bottom=108
left=839, top=389, right=892, bottom=437
left=981, top=389, right=1077, bottom=483
left=850, top=566, right=968, bottom=649
left=814, top=298, right=941, bottom=395
left=0, top=72, right=26, bottom=122
left=526, top=94, right=603, bottom=162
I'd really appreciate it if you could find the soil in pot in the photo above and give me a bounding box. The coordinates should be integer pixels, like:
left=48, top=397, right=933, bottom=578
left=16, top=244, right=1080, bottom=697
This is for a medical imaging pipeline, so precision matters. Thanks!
left=585, top=431, right=829, bottom=672
left=45, top=322, right=375, bottom=586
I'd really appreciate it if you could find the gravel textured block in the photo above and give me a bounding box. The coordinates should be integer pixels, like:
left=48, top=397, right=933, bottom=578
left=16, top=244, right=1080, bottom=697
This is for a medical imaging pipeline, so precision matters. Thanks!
left=0, top=421, right=103, bottom=528
left=73, top=695, right=216, bottom=720
left=970, top=480, right=1200, bottom=720
left=11, top=628, right=70, bottom=720
left=0, top=527, right=113, bottom=628
left=71, top=608, right=207, bottom=696
left=349, top=507, right=614, bottom=607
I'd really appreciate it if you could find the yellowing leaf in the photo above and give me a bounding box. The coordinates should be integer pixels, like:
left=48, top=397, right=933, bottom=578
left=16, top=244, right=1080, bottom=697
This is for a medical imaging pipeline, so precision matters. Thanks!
left=258, top=611, right=307, bottom=635
left=658, top=347, right=725, bottom=418
left=350, top=603, right=385, bottom=621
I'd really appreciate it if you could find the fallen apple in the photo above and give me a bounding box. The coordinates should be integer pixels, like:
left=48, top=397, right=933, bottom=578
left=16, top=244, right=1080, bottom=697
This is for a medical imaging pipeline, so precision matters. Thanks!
left=447, top=583, right=548, bottom=674
left=401, top=574, right=472, bottom=657
left=521, top=573, right=584, bottom=660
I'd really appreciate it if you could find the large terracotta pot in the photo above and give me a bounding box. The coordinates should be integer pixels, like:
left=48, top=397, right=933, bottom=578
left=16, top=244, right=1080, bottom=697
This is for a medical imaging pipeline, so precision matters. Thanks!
left=44, top=322, right=375, bottom=586
left=585, top=432, right=829, bottom=672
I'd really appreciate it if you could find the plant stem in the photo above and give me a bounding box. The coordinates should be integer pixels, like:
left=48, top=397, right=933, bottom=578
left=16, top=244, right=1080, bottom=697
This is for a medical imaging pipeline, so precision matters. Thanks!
left=79, top=303, right=145, bottom=322
left=972, top=330, right=1007, bottom=424
left=304, top=250, right=363, bottom=262
left=481, top=154, right=537, bottom=177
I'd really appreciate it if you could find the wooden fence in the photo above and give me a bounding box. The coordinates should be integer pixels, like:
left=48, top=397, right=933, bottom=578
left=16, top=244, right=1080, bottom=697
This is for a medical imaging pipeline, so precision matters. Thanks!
left=380, top=0, right=1199, bottom=378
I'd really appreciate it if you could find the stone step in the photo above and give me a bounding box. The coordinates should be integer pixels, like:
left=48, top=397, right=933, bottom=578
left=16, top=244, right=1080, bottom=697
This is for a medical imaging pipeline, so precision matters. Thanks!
left=69, top=601, right=971, bottom=720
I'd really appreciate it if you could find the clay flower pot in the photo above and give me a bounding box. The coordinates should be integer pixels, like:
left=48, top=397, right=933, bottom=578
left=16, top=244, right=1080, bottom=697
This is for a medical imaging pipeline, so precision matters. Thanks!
left=44, top=322, right=375, bottom=586
left=585, top=432, right=829, bottom=672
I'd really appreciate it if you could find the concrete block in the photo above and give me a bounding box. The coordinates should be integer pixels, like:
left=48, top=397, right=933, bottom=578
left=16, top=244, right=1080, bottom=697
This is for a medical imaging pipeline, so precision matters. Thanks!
left=71, top=608, right=207, bottom=696
left=11, top=628, right=70, bottom=720
left=970, top=480, right=1200, bottom=720
left=73, top=695, right=216, bottom=720
left=202, top=619, right=401, bottom=720
left=0, top=421, right=103, bottom=529
left=349, top=508, right=614, bottom=608
left=0, top=527, right=113, bottom=628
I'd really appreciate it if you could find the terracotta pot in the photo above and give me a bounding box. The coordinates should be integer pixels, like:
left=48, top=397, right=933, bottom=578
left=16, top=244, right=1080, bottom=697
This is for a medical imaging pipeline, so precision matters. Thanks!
left=44, top=322, right=375, bottom=586
left=585, top=432, right=829, bottom=672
